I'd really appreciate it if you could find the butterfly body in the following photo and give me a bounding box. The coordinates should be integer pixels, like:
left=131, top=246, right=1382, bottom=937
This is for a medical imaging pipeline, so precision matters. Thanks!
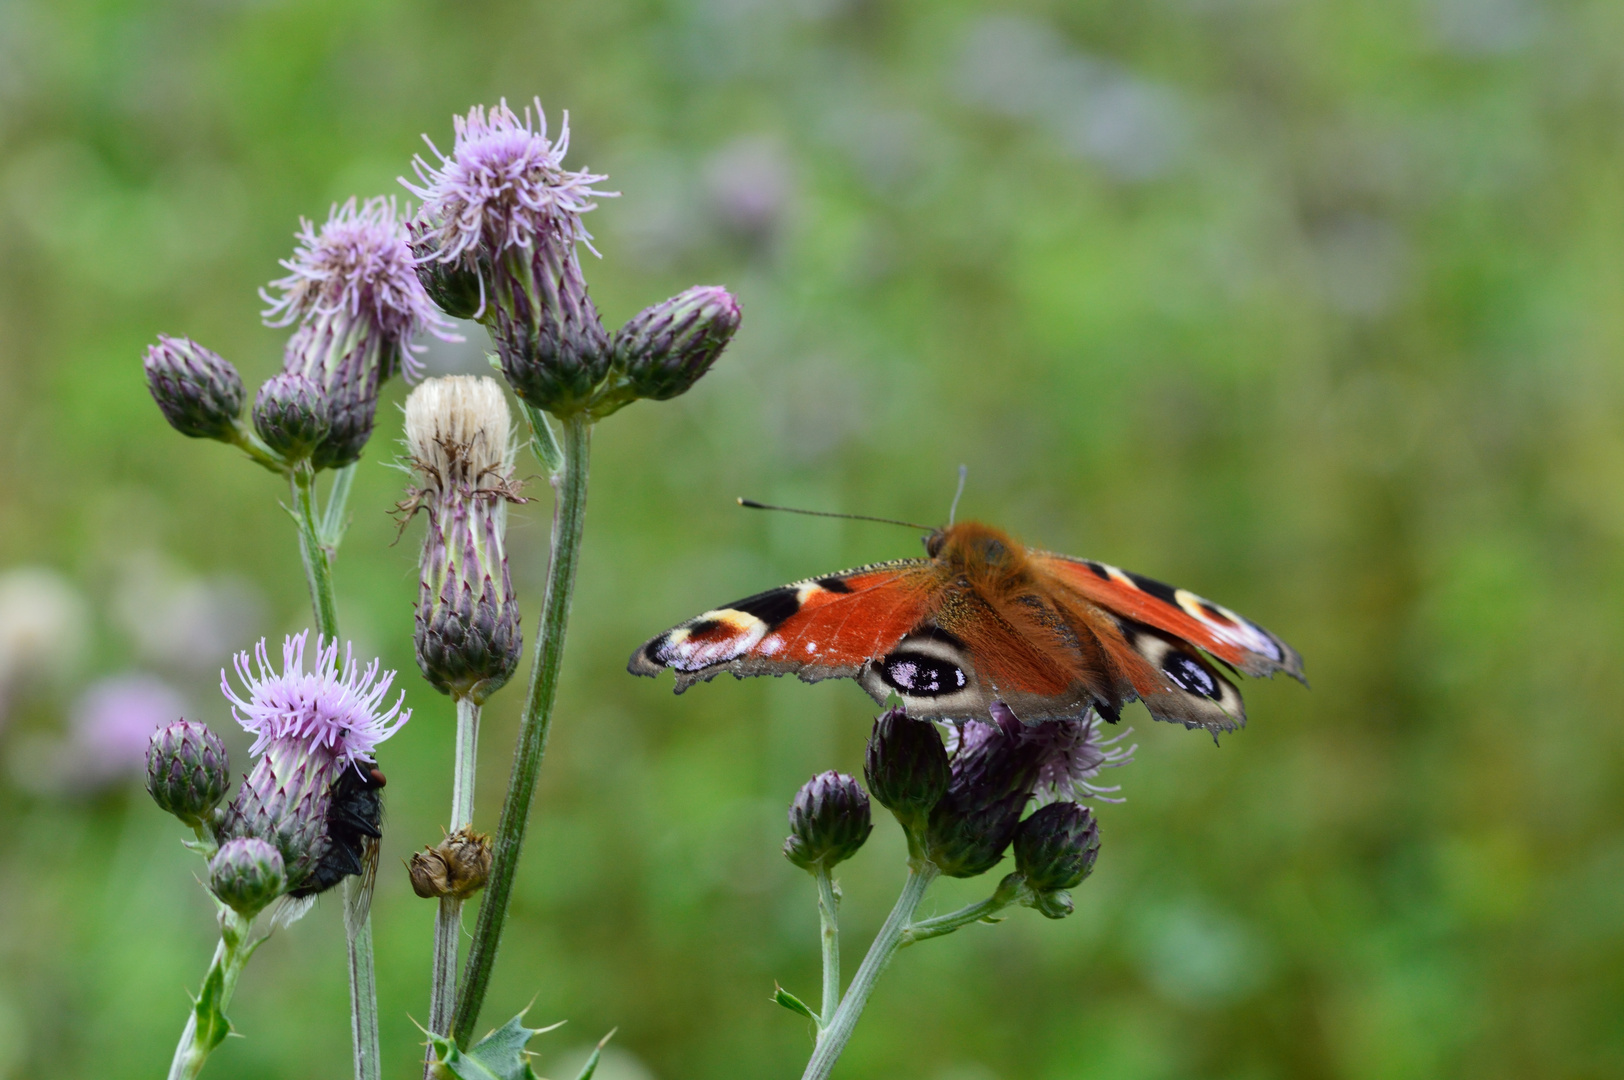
left=630, top=522, right=1303, bottom=734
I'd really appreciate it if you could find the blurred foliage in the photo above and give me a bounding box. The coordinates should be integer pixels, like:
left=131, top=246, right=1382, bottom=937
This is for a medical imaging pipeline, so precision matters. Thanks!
left=1, top=0, right=1622, bottom=1078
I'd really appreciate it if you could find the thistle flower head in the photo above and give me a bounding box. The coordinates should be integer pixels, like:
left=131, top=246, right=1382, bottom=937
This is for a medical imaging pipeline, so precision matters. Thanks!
left=221, top=631, right=409, bottom=772
left=260, top=196, right=451, bottom=366
left=403, top=99, right=615, bottom=264
left=947, top=705, right=1136, bottom=805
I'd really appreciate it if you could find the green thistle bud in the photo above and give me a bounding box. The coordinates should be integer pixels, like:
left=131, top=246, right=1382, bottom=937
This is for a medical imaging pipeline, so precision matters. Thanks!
left=142, top=335, right=245, bottom=441
left=863, top=708, right=949, bottom=833
left=613, top=285, right=741, bottom=402
left=209, top=837, right=287, bottom=917
left=924, top=709, right=1045, bottom=879
left=490, top=243, right=611, bottom=417
left=784, top=771, right=872, bottom=872
left=146, top=720, right=231, bottom=829
left=409, top=220, right=486, bottom=321
left=404, top=377, right=524, bottom=703
left=252, top=372, right=332, bottom=460
left=1012, top=801, right=1100, bottom=919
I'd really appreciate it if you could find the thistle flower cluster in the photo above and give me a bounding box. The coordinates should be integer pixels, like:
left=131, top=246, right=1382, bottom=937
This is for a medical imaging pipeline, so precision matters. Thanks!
left=144, top=198, right=453, bottom=474
left=403, top=376, right=524, bottom=703
left=404, top=99, right=741, bottom=419
left=261, top=197, right=455, bottom=469
left=797, top=702, right=1120, bottom=908
left=146, top=632, right=410, bottom=911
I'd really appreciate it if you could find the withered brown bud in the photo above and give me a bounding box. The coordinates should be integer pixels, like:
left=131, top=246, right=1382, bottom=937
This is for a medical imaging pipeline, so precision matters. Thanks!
left=409, top=825, right=492, bottom=899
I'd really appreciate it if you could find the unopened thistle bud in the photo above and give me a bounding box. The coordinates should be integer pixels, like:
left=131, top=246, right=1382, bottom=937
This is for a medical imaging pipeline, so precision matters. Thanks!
left=262, top=197, right=453, bottom=470
left=252, top=372, right=332, bottom=460
left=143, top=336, right=245, bottom=441
left=784, top=771, right=872, bottom=872
left=924, top=705, right=1045, bottom=878
left=209, top=837, right=287, bottom=917
left=408, top=826, right=492, bottom=899
left=488, top=236, right=611, bottom=415
left=614, top=285, right=741, bottom=402
left=864, top=708, right=949, bottom=833
left=401, top=100, right=617, bottom=417
left=408, top=219, right=485, bottom=321
left=403, top=376, right=524, bottom=703
left=1012, top=801, right=1100, bottom=918
left=146, top=719, right=231, bottom=829
left=216, top=633, right=409, bottom=892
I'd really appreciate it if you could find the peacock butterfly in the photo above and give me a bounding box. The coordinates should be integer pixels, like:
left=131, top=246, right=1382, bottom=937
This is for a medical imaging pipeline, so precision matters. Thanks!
left=629, top=520, right=1304, bottom=735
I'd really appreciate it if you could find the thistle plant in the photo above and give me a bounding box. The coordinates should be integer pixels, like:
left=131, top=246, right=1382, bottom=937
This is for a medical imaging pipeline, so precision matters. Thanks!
left=144, top=194, right=442, bottom=1080
left=403, top=98, right=741, bottom=1053
left=140, top=97, right=738, bottom=1078
left=399, top=374, right=522, bottom=1051
left=150, top=635, right=410, bottom=1080
left=781, top=704, right=1131, bottom=1080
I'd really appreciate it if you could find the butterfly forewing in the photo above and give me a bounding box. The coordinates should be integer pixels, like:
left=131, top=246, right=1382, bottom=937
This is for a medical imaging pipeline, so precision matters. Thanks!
left=629, top=558, right=938, bottom=690
left=1033, top=551, right=1305, bottom=682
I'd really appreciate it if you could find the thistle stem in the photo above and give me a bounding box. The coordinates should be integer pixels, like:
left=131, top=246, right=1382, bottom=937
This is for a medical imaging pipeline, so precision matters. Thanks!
left=291, top=463, right=380, bottom=1080
left=901, top=891, right=1017, bottom=945
left=814, top=867, right=841, bottom=1025
left=452, top=412, right=592, bottom=1047
left=801, top=863, right=940, bottom=1080
left=291, top=465, right=340, bottom=641
left=427, top=697, right=481, bottom=1056
left=166, top=910, right=261, bottom=1080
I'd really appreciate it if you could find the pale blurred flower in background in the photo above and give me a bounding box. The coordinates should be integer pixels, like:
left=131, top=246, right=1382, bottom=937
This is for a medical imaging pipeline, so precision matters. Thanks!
left=0, top=566, right=89, bottom=727
left=67, top=673, right=190, bottom=790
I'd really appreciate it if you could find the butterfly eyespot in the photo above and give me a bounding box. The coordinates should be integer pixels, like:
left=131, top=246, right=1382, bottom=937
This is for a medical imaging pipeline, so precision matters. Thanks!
left=1163, top=652, right=1220, bottom=699
left=878, top=651, right=967, bottom=696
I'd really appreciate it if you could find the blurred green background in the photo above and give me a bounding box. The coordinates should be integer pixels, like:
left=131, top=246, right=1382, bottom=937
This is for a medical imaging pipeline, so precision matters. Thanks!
left=2, top=0, right=1622, bottom=1077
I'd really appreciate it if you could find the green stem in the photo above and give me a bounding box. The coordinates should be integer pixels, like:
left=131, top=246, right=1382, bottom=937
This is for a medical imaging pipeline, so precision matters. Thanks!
left=343, top=883, right=382, bottom=1080
left=427, top=697, right=481, bottom=1054
left=452, top=412, right=592, bottom=1047
left=901, top=890, right=1018, bottom=946
left=801, top=863, right=940, bottom=1080
left=166, top=910, right=261, bottom=1080
left=814, top=867, right=841, bottom=1025
left=291, top=465, right=340, bottom=641
left=290, top=462, right=379, bottom=1080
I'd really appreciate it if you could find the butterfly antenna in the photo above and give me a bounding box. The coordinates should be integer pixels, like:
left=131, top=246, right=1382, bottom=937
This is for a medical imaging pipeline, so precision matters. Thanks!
left=947, top=464, right=968, bottom=526
left=737, top=498, right=931, bottom=531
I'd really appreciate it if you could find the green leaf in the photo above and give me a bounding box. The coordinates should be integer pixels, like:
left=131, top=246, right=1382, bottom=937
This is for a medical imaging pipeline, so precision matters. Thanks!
left=772, top=984, right=820, bottom=1024
left=571, top=1028, right=617, bottom=1080
left=427, top=1009, right=565, bottom=1080
left=191, top=961, right=233, bottom=1054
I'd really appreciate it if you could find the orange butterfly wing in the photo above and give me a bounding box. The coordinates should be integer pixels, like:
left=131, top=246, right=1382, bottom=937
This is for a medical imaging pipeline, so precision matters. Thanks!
left=628, top=559, right=940, bottom=690
left=1032, top=551, right=1305, bottom=682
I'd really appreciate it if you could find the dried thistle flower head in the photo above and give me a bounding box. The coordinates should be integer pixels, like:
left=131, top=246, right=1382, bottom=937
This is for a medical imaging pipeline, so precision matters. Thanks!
left=404, top=375, right=514, bottom=489
left=403, top=376, right=524, bottom=702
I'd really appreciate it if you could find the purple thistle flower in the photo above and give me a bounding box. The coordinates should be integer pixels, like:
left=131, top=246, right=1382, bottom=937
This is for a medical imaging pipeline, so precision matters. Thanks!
left=261, top=196, right=452, bottom=360
left=948, top=703, right=1135, bottom=805
left=217, top=632, right=408, bottom=889
left=402, top=98, right=615, bottom=265
left=223, top=631, right=409, bottom=770
left=260, top=197, right=456, bottom=468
